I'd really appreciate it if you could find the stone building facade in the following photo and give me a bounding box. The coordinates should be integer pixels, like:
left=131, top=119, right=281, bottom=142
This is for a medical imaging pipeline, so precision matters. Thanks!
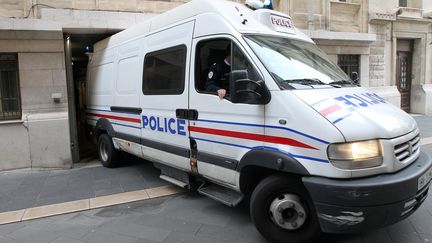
left=0, top=0, right=431, bottom=170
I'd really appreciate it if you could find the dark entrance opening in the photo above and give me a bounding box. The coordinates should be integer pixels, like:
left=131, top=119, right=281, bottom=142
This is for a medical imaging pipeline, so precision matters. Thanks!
left=396, top=39, right=413, bottom=113
left=66, top=33, right=116, bottom=162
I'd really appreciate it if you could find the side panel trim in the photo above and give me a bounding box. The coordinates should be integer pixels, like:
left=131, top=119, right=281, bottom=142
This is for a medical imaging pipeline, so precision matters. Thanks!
left=115, top=132, right=190, bottom=158
left=197, top=151, right=238, bottom=170
left=111, top=106, right=142, bottom=115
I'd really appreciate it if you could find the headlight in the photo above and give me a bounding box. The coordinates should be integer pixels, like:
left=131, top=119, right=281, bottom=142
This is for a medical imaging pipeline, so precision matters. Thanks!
left=327, top=140, right=383, bottom=170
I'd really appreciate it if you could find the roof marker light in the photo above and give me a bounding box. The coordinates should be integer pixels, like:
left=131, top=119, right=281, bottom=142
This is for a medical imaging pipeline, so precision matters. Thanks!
left=246, top=0, right=273, bottom=10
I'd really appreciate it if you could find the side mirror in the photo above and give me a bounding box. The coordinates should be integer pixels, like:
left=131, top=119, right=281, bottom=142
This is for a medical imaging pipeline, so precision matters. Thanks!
left=230, top=70, right=271, bottom=104
left=350, top=72, right=360, bottom=85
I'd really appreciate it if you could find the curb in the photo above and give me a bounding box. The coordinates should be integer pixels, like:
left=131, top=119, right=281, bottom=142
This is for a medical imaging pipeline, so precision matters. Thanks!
left=0, top=185, right=184, bottom=225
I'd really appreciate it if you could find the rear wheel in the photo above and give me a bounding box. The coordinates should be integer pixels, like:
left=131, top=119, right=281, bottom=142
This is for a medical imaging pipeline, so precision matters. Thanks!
left=98, top=133, right=119, bottom=168
left=250, top=175, right=321, bottom=243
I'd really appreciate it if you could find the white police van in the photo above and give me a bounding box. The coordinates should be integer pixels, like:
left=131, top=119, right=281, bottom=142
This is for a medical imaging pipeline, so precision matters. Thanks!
left=86, top=0, right=432, bottom=242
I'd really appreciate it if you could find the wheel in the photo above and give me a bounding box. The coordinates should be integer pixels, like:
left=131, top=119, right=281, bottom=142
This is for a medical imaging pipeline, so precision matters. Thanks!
left=97, top=133, right=119, bottom=168
left=250, top=175, right=321, bottom=243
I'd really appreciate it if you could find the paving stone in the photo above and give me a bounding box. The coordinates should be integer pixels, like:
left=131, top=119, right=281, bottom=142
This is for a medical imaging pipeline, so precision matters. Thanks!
left=119, top=179, right=149, bottom=192
left=93, top=179, right=122, bottom=191
left=0, top=235, right=24, bottom=243
left=422, top=144, right=432, bottom=157
left=1, top=195, right=38, bottom=211
left=0, top=222, right=28, bottom=235
left=51, top=236, right=83, bottom=243
left=98, top=220, right=171, bottom=242
left=93, top=205, right=130, bottom=218
left=21, top=174, right=49, bottom=186
left=387, top=220, right=423, bottom=243
left=162, top=231, right=226, bottom=243
left=42, top=222, right=91, bottom=239
left=36, top=195, right=68, bottom=206
left=361, top=229, right=393, bottom=243
left=196, top=224, right=260, bottom=242
left=81, top=229, right=139, bottom=243
left=152, top=194, right=233, bottom=226
left=414, top=116, right=432, bottom=138
left=9, top=184, right=42, bottom=198
left=319, top=234, right=363, bottom=243
left=419, top=233, right=432, bottom=243
left=94, top=187, right=124, bottom=197
left=127, top=196, right=173, bottom=214
left=61, top=213, right=105, bottom=227
left=44, top=174, right=70, bottom=186
left=132, top=213, right=202, bottom=234
left=63, top=189, right=94, bottom=201
left=38, top=184, right=69, bottom=198
left=6, top=225, right=60, bottom=243
left=409, top=206, right=432, bottom=235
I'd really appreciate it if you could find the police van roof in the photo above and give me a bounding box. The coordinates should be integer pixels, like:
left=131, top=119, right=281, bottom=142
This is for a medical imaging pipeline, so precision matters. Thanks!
left=94, top=0, right=312, bottom=51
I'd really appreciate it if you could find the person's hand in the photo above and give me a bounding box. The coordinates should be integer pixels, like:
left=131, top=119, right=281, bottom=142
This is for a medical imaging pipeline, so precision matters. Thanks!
left=217, top=89, right=226, bottom=100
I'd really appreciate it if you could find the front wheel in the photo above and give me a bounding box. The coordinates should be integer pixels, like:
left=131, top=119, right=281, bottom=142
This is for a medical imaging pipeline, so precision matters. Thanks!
left=98, top=133, right=119, bottom=168
left=250, top=175, right=321, bottom=243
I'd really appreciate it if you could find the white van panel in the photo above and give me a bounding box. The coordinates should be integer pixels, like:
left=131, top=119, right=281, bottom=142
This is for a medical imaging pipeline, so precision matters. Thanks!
left=141, top=145, right=191, bottom=171
left=198, top=162, right=239, bottom=188
left=88, top=62, right=115, bottom=106
left=115, top=55, right=140, bottom=107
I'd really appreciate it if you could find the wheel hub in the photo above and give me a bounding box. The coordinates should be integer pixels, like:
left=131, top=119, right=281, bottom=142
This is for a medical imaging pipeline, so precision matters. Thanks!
left=99, top=140, right=108, bottom=162
left=269, top=193, right=306, bottom=230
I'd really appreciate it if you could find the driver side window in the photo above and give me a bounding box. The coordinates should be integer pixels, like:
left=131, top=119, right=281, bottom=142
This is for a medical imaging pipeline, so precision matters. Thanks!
left=232, top=43, right=262, bottom=83
left=195, top=38, right=261, bottom=100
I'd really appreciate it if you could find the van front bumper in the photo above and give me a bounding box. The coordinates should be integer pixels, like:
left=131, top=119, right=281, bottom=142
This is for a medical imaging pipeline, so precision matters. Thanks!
left=302, top=151, right=432, bottom=234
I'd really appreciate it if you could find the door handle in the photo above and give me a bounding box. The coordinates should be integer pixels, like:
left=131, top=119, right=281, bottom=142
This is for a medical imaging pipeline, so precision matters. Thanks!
left=176, top=109, right=198, bottom=120
left=176, top=109, right=188, bottom=119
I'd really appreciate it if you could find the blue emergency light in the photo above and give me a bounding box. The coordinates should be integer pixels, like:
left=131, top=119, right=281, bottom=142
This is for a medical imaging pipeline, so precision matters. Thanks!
left=245, top=0, right=273, bottom=10
left=84, top=44, right=93, bottom=54
left=263, top=0, right=273, bottom=9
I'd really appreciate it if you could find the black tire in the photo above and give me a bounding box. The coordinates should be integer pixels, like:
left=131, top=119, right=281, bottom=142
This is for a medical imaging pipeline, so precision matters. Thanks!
left=250, top=175, right=321, bottom=243
left=97, top=133, right=119, bottom=168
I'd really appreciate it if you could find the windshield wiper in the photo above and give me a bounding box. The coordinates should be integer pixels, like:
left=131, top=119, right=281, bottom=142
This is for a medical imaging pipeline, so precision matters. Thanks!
left=328, top=80, right=355, bottom=86
left=284, top=78, right=326, bottom=86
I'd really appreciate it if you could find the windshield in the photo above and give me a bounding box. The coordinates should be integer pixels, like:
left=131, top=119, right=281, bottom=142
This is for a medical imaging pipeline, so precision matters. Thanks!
left=244, top=35, right=354, bottom=89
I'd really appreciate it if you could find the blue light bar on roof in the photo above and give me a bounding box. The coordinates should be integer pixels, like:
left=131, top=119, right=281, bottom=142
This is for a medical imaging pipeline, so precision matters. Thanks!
left=245, top=0, right=273, bottom=10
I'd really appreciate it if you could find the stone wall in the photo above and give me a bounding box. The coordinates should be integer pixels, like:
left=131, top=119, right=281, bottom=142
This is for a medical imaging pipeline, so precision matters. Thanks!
left=368, top=23, right=387, bottom=87
left=0, top=0, right=189, bottom=18
left=0, top=30, right=72, bottom=170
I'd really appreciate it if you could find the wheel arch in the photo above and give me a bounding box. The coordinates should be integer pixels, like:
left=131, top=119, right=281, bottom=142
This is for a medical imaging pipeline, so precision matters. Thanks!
left=93, top=118, right=115, bottom=143
left=238, top=148, right=310, bottom=195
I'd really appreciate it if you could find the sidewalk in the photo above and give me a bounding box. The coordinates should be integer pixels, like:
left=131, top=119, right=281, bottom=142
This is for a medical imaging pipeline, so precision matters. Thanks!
left=0, top=155, right=167, bottom=213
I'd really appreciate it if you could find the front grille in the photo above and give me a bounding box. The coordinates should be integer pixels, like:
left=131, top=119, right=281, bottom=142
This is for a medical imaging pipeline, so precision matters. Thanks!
left=394, top=134, right=420, bottom=163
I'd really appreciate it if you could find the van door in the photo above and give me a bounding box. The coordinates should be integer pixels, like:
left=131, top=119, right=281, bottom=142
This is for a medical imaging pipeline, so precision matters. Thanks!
left=139, top=21, right=194, bottom=171
left=190, top=36, right=265, bottom=186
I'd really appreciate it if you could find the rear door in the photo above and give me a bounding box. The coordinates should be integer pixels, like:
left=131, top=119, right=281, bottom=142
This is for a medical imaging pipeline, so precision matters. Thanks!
left=139, top=21, right=194, bottom=171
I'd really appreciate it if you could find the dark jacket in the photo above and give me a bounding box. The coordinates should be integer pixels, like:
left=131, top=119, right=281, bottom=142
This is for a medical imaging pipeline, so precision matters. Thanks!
left=205, top=61, right=231, bottom=93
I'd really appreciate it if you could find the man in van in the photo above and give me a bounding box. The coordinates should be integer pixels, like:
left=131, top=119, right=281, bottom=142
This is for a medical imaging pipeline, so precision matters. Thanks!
left=205, top=45, right=231, bottom=99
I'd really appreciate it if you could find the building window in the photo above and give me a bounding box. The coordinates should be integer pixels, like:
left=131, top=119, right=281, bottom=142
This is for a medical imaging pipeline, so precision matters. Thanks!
left=143, top=45, right=186, bottom=95
left=337, top=55, right=360, bottom=79
left=0, top=54, right=21, bottom=121
left=399, top=0, right=407, bottom=7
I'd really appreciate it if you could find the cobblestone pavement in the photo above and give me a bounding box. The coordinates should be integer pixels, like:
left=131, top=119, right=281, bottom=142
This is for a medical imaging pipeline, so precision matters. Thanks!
left=0, top=115, right=430, bottom=242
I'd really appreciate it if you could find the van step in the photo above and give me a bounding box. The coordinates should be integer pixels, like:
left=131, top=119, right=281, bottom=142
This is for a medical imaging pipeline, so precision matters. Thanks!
left=154, top=164, right=190, bottom=189
left=198, top=183, right=243, bottom=207
left=160, top=175, right=188, bottom=188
